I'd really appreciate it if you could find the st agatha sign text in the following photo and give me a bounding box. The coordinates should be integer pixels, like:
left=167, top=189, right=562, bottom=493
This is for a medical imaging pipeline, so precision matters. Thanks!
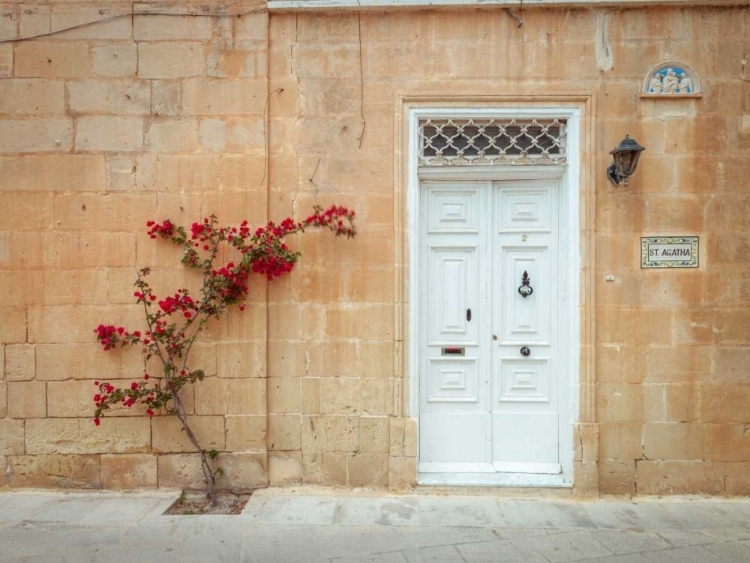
left=641, top=236, right=699, bottom=268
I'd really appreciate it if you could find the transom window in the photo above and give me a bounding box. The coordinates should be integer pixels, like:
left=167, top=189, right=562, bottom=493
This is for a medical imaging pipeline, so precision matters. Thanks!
left=418, top=118, right=567, bottom=166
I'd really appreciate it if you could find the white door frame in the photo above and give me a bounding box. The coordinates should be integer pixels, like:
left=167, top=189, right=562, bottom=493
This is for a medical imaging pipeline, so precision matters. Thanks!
left=407, top=106, right=581, bottom=484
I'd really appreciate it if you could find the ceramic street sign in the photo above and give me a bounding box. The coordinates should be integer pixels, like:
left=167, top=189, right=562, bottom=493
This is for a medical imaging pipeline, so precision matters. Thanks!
left=641, top=236, right=699, bottom=268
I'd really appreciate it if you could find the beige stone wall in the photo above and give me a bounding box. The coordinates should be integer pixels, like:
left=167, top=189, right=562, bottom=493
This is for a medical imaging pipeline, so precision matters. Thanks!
left=1, top=2, right=749, bottom=495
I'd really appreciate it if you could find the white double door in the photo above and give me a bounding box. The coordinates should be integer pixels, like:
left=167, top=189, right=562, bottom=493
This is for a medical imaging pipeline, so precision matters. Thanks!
left=419, top=179, right=561, bottom=475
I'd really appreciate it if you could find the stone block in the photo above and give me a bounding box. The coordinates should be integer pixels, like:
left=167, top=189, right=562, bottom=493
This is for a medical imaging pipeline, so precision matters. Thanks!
left=0, top=6, right=17, bottom=41
left=636, top=460, right=724, bottom=495
left=194, top=378, right=265, bottom=415
left=3, top=454, right=100, bottom=489
left=25, top=417, right=151, bottom=454
left=645, top=346, right=714, bottom=383
left=301, top=378, right=321, bottom=414
left=50, top=7, right=131, bottom=40
left=157, top=454, right=205, bottom=489
left=714, top=347, right=750, bottom=384
left=325, top=304, right=394, bottom=340
left=702, top=386, right=750, bottom=423
left=0, top=381, right=5, bottom=418
left=598, top=460, right=635, bottom=495
left=574, top=461, right=599, bottom=497
left=644, top=422, right=708, bottom=461
left=0, top=119, right=72, bottom=153
left=14, top=42, right=90, bottom=77
left=307, top=342, right=358, bottom=377
left=5, top=345, right=35, bottom=381
left=359, top=341, right=395, bottom=379
left=151, top=81, right=181, bottom=116
left=235, top=13, right=266, bottom=41
left=0, top=419, right=25, bottom=455
left=221, top=153, right=266, bottom=190
left=225, top=415, right=266, bottom=451
left=101, top=454, right=157, bottom=489
left=725, top=462, right=750, bottom=496
left=0, top=155, right=105, bottom=192
left=348, top=453, right=388, bottom=487
left=76, top=116, right=143, bottom=152
left=709, top=424, right=750, bottom=462
left=54, top=193, right=155, bottom=231
left=390, top=417, right=417, bottom=457
left=664, top=384, right=699, bottom=422
left=268, top=414, right=300, bottom=451
left=43, top=270, right=108, bottom=306
left=574, top=422, right=599, bottom=462
left=268, top=452, right=302, bottom=485
left=8, top=381, right=46, bottom=418
left=302, top=451, right=346, bottom=485
left=599, top=423, right=643, bottom=460
left=68, top=81, right=150, bottom=115
left=48, top=379, right=143, bottom=418
left=320, top=378, right=360, bottom=414
left=183, top=80, right=266, bottom=115
left=268, top=377, right=300, bottom=414
left=0, top=44, right=12, bottom=77
left=0, top=79, right=65, bottom=116
left=389, top=456, right=416, bottom=491
left=301, top=415, right=358, bottom=452
left=106, top=156, right=136, bottom=190
left=151, top=415, right=225, bottom=453
left=36, top=343, right=140, bottom=381
left=216, top=341, right=265, bottom=379
left=596, top=384, right=644, bottom=422
left=136, top=154, right=222, bottom=191
left=28, top=305, right=141, bottom=344
left=216, top=452, right=267, bottom=491
left=198, top=118, right=264, bottom=152
left=207, top=50, right=257, bottom=78
left=133, top=13, right=213, bottom=41
left=91, top=44, right=137, bottom=77
left=360, top=416, right=389, bottom=454
left=145, top=120, right=200, bottom=152
left=0, top=194, right=53, bottom=231
left=19, top=5, right=49, bottom=39
left=138, top=42, right=204, bottom=79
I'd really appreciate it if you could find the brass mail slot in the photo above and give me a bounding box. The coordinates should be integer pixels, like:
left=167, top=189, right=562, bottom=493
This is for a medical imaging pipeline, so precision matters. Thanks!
left=441, top=347, right=465, bottom=356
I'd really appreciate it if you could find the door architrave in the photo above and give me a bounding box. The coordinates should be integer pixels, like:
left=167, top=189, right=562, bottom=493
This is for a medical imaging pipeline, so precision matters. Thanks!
left=399, top=101, right=590, bottom=485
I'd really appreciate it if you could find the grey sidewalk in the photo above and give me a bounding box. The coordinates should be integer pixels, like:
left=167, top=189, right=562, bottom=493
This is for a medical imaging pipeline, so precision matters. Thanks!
left=2, top=489, right=750, bottom=562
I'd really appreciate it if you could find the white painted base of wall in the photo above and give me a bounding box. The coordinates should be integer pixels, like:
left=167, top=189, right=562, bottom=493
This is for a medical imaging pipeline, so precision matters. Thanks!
left=417, top=472, right=570, bottom=487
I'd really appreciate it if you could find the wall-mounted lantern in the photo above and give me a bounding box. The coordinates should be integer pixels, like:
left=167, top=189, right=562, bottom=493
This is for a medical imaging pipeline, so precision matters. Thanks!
left=607, top=135, right=646, bottom=187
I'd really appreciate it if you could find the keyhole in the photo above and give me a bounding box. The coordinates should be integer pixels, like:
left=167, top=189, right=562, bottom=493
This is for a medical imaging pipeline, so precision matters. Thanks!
left=466, top=309, right=472, bottom=322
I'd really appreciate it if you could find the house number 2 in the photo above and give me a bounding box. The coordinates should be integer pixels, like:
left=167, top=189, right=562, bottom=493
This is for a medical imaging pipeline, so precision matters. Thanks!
left=521, top=235, right=528, bottom=242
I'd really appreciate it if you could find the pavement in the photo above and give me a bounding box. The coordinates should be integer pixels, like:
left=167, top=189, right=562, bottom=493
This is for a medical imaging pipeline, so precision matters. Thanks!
left=2, top=489, right=750, bottom=562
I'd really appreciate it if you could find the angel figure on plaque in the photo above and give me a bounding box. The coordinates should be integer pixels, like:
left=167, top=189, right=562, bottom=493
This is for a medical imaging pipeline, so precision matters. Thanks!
left=648, top=73, right=663, bottom=94
left=678, top=72, right=693, bottom=94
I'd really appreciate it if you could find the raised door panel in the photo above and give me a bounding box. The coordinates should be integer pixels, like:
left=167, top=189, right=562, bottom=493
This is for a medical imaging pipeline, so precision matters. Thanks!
left=499, top=188, right=551, bottom=233
left=499, top=247, right=550, bottom=344
left=427, top=246, right=478, bottom=345
left=428, top=188, right=480, bottom=233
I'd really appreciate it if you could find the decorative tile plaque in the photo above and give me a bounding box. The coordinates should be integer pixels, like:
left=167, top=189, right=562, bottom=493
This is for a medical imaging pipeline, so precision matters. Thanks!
left=641, top=236, right=699, bottom=269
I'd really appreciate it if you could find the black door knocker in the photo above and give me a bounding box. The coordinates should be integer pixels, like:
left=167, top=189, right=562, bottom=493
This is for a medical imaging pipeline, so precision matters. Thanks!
left=518, top=270, right=533, bottom=298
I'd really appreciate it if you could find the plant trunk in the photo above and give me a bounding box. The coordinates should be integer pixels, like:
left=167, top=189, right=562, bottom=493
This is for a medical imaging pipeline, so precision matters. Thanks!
left=171, top=389, right=217, bottom=505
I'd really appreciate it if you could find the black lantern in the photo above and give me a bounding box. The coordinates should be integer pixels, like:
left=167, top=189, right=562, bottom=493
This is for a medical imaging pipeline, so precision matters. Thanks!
left=607, top=134, right=645, bottom=187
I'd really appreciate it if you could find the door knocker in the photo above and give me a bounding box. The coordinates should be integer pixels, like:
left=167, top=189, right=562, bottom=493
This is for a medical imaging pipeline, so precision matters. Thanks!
left=518, top=270, right=533, bottom=298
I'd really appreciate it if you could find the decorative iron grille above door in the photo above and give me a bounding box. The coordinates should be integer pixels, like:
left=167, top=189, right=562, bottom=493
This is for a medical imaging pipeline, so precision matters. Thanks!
left=418, top=118, right=567, bottom=166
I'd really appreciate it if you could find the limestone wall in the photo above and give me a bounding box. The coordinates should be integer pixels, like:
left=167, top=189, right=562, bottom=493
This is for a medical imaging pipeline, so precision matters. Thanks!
left=1, top=2, right=749, bottom=495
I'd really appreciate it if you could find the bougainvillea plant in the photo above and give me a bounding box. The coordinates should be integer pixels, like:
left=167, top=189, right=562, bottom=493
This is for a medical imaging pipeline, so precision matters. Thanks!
left=93, top=205, right=356, bottom=503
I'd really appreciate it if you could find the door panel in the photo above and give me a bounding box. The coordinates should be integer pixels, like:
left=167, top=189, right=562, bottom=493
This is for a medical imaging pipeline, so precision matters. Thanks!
left=419, top=179, right=560, bottom=474
left=419, top=182, right=490, bottom=469
left=427, top=246, right=478, bottom=344
left=499, top=247, right=550, bottom=344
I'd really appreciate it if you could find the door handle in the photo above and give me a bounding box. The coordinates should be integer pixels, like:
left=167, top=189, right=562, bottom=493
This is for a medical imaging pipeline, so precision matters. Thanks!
left=466, top=308, right=472, bottom=322
left=520, top=346, right=531, bottom=357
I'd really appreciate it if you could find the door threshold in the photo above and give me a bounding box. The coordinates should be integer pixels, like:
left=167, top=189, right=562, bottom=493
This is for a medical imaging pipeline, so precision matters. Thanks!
left=417, top=472, right=571, bottom=488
